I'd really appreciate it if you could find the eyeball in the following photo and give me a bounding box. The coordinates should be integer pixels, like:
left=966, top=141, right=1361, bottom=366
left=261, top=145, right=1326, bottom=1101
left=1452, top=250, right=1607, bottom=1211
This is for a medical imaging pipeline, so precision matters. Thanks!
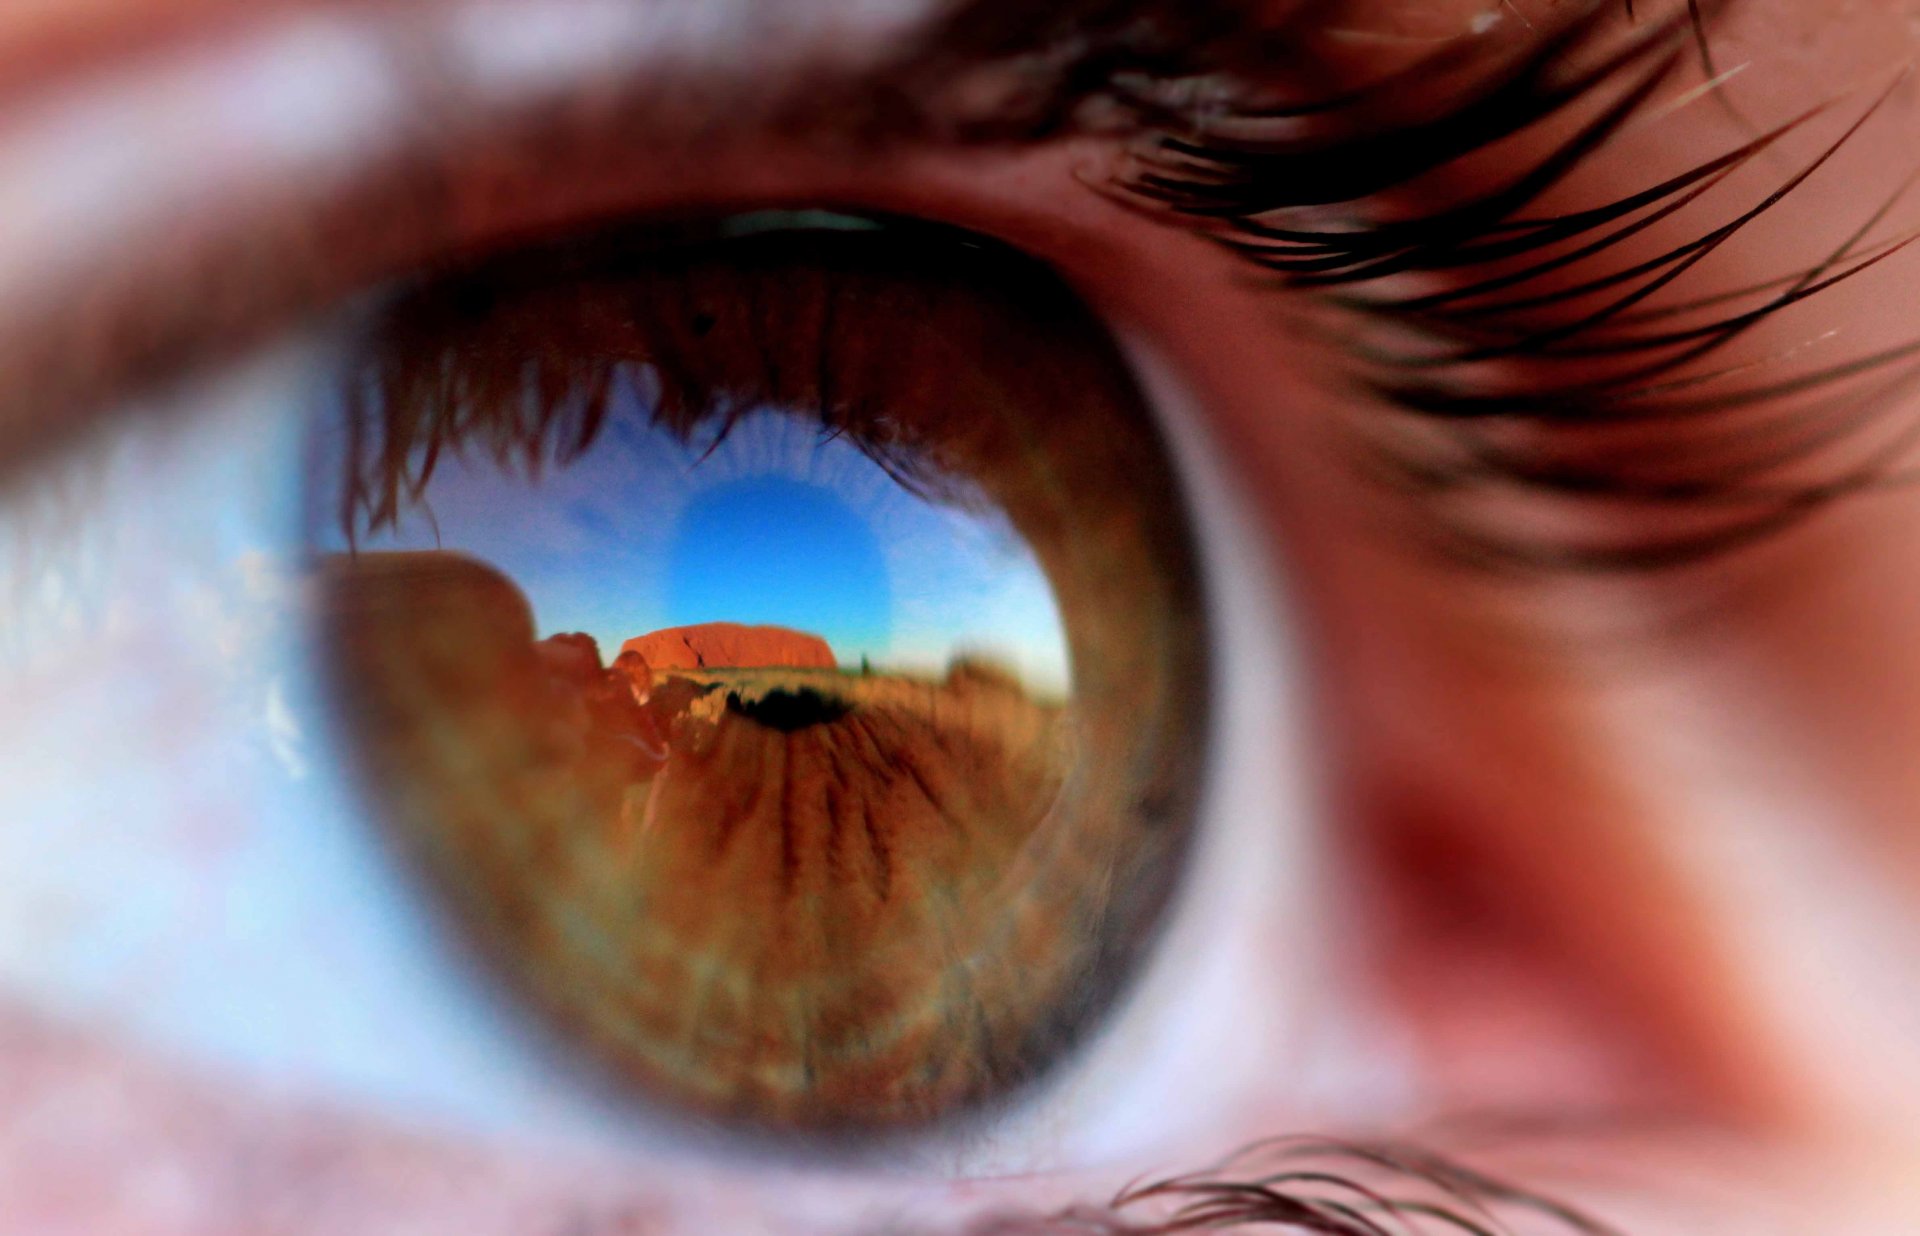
left=305, top=214, right=1213, bottom=1139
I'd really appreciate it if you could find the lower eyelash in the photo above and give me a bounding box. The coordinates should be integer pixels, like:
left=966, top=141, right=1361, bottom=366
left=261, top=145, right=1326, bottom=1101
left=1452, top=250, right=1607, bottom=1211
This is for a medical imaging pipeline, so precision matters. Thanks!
left=1102, top=0, right=1920, bottom=573
left=966, top=1136, right=1626, bottom=1235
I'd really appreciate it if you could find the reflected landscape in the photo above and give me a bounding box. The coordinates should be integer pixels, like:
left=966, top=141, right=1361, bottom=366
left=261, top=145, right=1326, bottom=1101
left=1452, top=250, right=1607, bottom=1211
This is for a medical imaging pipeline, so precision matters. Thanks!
left=306, top=221, right=1207, bottom=1134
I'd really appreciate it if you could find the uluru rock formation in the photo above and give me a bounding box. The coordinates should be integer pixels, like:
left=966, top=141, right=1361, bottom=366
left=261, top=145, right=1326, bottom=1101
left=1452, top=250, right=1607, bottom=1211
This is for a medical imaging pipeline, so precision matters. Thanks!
left=620, top=622, right=836, bottom=670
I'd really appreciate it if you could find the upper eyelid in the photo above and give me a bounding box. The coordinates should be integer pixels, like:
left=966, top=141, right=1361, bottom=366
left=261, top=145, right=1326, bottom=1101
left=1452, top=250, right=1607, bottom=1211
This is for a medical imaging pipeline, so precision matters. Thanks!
left=0, top=0, right=920, bottom=98
left=0, top=0, right=1482, bottom=480
left=0, top=0, right=1675, bottom=497
left=0, top=0, right=1030, bottom=477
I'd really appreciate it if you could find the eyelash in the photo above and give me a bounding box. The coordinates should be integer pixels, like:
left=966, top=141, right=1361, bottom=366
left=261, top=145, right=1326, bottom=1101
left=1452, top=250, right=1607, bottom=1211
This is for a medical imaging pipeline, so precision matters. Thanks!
left=972, top=1137, right=1624, bottom=1235
left=331, top=218, right=1116, bottom=549
left=1099, top=0, right=1920, bottom=573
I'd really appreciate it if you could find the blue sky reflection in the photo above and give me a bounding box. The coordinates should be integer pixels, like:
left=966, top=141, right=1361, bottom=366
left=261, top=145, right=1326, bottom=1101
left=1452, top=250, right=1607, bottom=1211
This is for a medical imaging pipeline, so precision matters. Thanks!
left=330, top=404, right=1071, bottom=692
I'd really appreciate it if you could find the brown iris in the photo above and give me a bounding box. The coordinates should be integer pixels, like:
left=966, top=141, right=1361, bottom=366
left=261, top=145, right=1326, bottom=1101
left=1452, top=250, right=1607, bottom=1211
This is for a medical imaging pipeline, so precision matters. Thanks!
left=308, top=217, right=1208, bottom=1135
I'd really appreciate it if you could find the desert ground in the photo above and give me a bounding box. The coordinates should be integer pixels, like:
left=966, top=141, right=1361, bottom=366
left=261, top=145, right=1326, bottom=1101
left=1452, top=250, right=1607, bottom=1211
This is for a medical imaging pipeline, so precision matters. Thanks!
left=321, top=550, right=1110, bottom=1130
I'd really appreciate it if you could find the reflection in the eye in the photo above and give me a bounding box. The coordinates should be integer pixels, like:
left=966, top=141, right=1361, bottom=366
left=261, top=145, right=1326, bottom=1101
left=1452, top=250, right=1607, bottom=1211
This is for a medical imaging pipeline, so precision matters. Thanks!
left=324, top=405, right=1071, bottom=694
left=306, top=217, right=1211, bottom=1137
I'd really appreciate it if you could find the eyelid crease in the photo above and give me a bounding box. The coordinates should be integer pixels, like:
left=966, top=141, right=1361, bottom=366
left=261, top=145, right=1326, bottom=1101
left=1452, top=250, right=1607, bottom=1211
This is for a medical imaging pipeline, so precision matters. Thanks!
left=0, top=0, right=303, bottom=102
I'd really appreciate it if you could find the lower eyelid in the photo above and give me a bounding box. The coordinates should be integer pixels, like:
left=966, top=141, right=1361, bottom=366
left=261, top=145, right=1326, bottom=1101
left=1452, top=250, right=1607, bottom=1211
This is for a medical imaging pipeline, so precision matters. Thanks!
left=0, top=1005, right=883, bottom=1233
left=2, top=1001, right=1896, bottom=1236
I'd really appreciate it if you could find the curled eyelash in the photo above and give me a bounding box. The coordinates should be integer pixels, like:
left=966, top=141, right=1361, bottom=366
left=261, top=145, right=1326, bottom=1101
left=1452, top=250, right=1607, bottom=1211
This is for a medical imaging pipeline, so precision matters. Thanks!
left=957, top=1137, right=1623, bottom=1236
left=1102, top=0, right=1920, bottom=572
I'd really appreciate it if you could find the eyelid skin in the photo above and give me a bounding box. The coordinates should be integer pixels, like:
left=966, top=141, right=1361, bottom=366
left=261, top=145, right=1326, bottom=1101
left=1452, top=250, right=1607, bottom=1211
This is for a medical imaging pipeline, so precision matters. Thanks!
left=0, top=0, right=960, bottom=474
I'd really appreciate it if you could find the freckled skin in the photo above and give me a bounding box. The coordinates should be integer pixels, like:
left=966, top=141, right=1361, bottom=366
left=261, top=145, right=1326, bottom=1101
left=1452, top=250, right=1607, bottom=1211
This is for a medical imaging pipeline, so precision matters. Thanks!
left=5, top=1, right=1920, bottom=1233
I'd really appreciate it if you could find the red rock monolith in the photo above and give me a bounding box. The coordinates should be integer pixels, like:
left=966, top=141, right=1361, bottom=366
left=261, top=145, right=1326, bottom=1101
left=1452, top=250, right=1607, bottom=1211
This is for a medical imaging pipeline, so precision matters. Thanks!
left=620, top=622, right=835, bottom=670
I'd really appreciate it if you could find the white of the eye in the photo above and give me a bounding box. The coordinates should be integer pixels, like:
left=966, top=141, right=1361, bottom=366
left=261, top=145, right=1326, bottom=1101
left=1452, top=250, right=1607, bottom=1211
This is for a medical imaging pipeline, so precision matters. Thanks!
left=932, top=338, right=1373, bottom=1174
left=0, top=317, right=1377, bottom=1176
left=0, top=0, right=1407, bottom=1190
left=0, top=341, right=687, bottom=1152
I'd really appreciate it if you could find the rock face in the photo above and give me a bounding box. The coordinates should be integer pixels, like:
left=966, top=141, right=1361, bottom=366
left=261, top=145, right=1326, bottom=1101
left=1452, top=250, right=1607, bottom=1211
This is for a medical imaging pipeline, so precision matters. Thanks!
left=620, top=622, right=836, bottom=670
left=609, top=649, right=653, bottom=700
left=534, top=632, right=604, bottom=686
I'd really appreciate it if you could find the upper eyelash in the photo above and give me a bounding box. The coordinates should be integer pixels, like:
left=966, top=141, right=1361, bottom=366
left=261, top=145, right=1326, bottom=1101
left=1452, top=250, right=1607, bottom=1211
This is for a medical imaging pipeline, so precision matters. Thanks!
left=332, top=220, right=1096, bottom=549
left=1098, top=0, right=1920, bottom=573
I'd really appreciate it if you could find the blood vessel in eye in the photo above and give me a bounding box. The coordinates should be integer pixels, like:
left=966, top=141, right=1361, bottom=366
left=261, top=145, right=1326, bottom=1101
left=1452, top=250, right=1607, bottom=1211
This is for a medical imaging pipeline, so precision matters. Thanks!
left=308, top=218, right=1209, bottom=1136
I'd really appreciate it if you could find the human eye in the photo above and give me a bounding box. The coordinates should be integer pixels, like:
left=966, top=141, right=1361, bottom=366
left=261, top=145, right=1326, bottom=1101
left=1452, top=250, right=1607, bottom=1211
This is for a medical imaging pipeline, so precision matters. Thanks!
left=3, top=0, right=1920, bottom=1233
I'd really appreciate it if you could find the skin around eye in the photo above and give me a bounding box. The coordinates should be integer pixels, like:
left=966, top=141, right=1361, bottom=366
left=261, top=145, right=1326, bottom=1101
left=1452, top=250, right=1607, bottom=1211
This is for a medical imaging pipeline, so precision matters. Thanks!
left=305, top=217, right=1212, bottom=1137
